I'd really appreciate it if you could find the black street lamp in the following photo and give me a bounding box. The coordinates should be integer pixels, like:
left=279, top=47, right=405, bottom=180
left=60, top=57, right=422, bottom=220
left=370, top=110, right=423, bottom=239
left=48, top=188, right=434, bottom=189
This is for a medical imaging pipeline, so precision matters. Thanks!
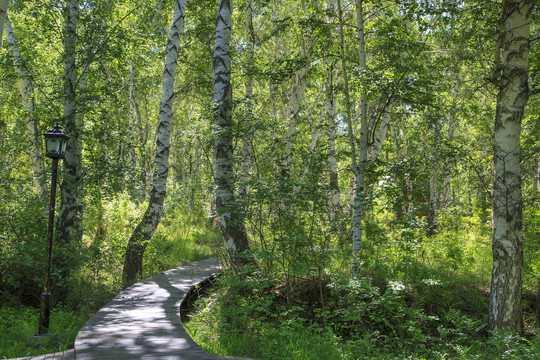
left=38, top=123, right=69, bottom=335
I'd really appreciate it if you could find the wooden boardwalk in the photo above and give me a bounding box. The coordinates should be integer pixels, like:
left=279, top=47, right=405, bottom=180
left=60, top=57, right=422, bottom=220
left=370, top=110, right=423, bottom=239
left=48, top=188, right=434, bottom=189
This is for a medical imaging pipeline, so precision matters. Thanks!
left=9, top=258, right=251, bottom=360
left=8, top=349, right=75, bottom=360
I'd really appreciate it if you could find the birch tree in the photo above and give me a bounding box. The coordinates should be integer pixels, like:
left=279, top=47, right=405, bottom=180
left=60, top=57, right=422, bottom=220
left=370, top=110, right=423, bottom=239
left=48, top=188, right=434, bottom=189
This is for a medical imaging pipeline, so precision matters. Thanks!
left=213, top=0, right=250, bottom=265
left=4, top=17, right=46, bottom=196
left=123, top=0, right=186, bottom=285
left=54, top=0, right=81, bottom=299
left=488, top=0, right=533, bottom=333
left=350, top=0, right=370, bottom=277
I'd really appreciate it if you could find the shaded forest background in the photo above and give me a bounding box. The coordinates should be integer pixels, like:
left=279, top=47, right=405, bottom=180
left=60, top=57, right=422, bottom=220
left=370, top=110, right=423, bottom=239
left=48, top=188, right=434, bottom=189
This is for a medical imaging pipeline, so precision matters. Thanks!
left=1, top=0, right=540, bottom=358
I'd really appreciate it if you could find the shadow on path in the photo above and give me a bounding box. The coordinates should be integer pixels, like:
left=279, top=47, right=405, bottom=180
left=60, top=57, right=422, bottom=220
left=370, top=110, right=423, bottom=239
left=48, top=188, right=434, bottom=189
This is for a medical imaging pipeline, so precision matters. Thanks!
left=74, top=258, right=251, bottom=360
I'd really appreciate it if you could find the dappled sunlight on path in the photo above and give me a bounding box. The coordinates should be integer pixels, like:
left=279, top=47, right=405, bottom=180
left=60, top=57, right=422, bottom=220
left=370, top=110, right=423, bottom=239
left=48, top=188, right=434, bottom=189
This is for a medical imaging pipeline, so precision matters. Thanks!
left=9, top=259, right=252, bottom=360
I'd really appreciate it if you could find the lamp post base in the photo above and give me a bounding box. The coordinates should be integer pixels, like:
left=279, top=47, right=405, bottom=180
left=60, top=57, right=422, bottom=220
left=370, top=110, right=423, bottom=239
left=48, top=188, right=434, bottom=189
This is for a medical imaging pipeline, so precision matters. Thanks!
left=38, top=291, right=51, bottom=335
left=30, top=331, right=57, bottom=348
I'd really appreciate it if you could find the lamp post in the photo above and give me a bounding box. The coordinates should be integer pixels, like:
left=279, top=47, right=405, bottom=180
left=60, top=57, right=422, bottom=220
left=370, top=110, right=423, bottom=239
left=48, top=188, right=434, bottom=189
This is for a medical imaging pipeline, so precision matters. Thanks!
left=38, top=123, right=69, bottom=335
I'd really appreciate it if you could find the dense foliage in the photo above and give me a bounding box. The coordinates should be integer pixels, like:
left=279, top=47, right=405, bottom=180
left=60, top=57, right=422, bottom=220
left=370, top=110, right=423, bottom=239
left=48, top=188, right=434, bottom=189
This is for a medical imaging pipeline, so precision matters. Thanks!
left=1, top=0, right=539, bottom=358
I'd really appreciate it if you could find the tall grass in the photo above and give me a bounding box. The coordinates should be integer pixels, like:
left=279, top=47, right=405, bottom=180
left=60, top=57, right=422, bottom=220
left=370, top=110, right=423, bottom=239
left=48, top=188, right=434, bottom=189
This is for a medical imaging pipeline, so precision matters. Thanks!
left=0, top=306, right=87, bottom=359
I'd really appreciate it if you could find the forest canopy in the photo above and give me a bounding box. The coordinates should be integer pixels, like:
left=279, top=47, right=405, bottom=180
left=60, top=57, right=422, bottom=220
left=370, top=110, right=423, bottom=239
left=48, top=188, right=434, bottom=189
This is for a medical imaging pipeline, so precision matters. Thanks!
left=1, top=0, right=540, bottom=358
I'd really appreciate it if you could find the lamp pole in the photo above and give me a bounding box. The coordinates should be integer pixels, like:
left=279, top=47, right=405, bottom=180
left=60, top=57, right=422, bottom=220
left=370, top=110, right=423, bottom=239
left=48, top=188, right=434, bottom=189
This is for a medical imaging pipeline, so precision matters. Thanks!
left=38, top=124, right=69, bottom=335
left=38, top=157, right=58, bottom=334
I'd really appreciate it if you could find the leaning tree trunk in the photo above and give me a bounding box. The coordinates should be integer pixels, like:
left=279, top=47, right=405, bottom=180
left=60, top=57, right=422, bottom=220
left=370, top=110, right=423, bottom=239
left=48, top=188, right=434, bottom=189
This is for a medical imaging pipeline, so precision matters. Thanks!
left=5, top=17, right=46, bottom=197
left=488, top=0, right=533, bottom=334
left=122, top=0, right=186, bottom=286
left=0, top=0, right=9, bottom=48
left=213, top=0, right=250, bottom=266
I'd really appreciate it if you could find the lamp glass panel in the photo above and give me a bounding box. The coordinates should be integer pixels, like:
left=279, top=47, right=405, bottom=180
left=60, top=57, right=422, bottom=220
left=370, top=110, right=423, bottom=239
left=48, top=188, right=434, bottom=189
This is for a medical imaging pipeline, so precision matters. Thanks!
left=46, top=138, right=60, bottom=155
left=60, top=140, right=67, bottom=155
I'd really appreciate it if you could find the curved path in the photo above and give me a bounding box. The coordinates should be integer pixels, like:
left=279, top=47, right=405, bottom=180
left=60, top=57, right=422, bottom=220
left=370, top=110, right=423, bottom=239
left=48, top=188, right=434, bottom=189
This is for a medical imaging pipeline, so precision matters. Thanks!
left=75, top=258, right=249, bottom=360
left=9, top=258, right=251, bottom=360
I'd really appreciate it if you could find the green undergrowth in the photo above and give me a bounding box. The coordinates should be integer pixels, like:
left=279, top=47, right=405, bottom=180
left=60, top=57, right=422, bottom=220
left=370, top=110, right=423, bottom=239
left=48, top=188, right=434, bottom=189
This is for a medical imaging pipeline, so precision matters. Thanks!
left=1, top=192, right=217, bottom=358
left=0, top=306, right=87, bottom=359
left=185, top=271, right=540, bottom=360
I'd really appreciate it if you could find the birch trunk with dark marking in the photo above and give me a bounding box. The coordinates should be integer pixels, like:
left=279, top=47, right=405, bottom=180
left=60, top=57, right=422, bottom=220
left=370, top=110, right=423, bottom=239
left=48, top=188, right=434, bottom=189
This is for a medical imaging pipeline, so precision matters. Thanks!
left=0, top=0, right=9, bottom=48
left=54, top=0, right=81, bottom=300
left=325, top=1, right=342, bottom=223
left=488, top=0, right=533, bottom=334
left=5, top=17, right=46, bottom=196
left=325, top=63, right=342, bottom=222
left=122, top=0, right=186, bottom=286
left=213, top=0, right=250, bottom=265
left=351, top=0, right=369, bottom=277
left=369, top=97, right=392, bottom=162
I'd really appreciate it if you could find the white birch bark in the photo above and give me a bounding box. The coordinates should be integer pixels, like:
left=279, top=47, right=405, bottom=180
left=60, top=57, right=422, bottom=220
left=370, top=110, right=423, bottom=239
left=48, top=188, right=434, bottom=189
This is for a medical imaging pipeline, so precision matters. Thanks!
left=488, top=0, right=533, bottom=334
left=213, top=0, right=250, bottom=262
left=5, top=17, right=46, bottom=196
left=351, top=0, right=369, bottom=277
left=123, top=0, right=186, bottom=285
left=369, top=97, right=393, bottom=162
left=337, top=0, right=356, bottom=218
left=442, top=81, right=459, bottom=210
left=56, top=0, right=80, bottom=247
left=53, top=0, right=80, bottom=300
left=325, top=63, right=343, bottom=222
left=0, top=0, right=9, bottom=48
left=441, top=119, right=455, bottom=209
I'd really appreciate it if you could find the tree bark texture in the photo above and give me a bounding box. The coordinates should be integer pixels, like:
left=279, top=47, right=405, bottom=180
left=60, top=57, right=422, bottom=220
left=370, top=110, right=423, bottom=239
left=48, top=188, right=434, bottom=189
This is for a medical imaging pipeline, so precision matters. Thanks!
left=325, top=63, right=343, bottom=222
left=123, top=0, right=186, bottom=286
left=213, top=0, right=250, bottom=264
left=5, top=17, right=46, bottom=197
left=0, top=0, right=9, bottom=48
left=54, top=0, right=81, bottom=300
left=488, top=0, right=533, bottom=334
left=351, top=0, right=369, bottom=277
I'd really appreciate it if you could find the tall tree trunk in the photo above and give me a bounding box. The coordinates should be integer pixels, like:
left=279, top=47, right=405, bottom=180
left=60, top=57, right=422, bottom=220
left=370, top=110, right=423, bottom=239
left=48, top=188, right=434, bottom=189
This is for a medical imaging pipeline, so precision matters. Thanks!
left=488, top=0, right=533, bottom=334
left=0, top=0, right=9, bottom=48
left=128, top=63, right=138, bottom=196
left=122, top=0, right=186, bottom=286
left=441, top=81, right=459, bottom=210
left=351, top=0, right=369, bottom=277
left=441, top=119, right=455, bottom=210
left=5, top=17, right=46, bottom=196
left=54, top=0, right=81, bottom=301
left=427, top=164, right=438, bottom=236
left=325, top=62, right=342, bottom=222
left=213, top=0, right=250, bottom=265
left=238, top=0, right=254, bottom=206
left=427, top=121, right=440, bottom=236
